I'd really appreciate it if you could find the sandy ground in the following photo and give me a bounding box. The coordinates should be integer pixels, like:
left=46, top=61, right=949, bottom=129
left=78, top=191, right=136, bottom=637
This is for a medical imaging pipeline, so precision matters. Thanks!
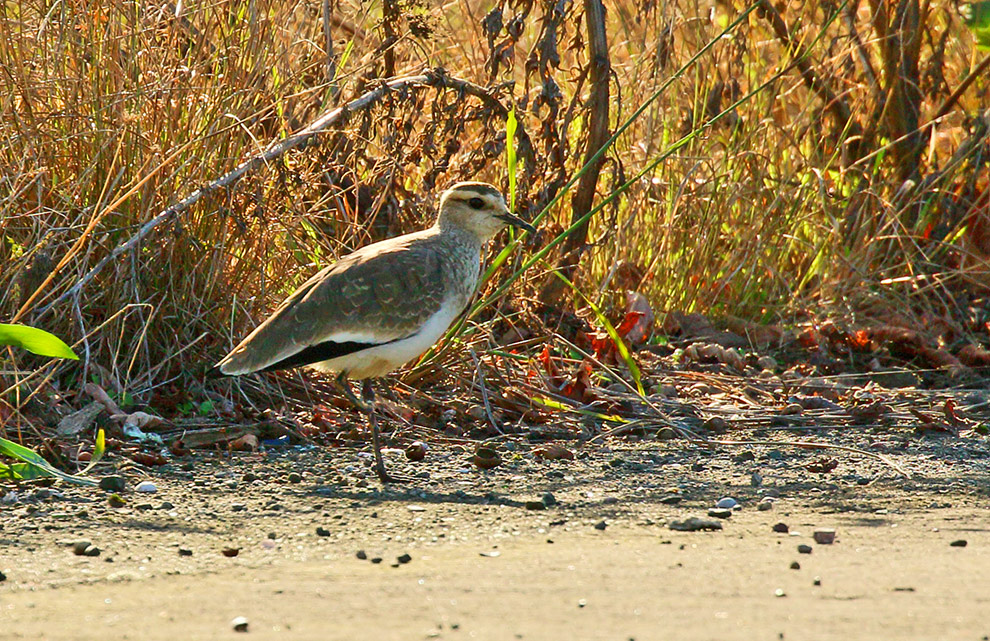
left=2, top=435, right=989, bottom=641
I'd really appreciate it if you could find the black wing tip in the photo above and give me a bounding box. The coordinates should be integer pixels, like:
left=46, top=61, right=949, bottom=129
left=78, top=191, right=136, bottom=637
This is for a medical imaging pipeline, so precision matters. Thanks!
left=205, top=364, right=228, bottom=379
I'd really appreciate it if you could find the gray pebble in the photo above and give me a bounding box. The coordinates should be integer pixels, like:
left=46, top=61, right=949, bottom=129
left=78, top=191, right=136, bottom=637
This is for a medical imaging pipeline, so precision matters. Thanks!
left=707, top=508, right=732, bottom=519
left=542, top=492, right=557, bottom=507
left=813, top=528, right=836, bottom=544
left=797, top=544, right=813, bottom=554
left=231, top=616, right=249, bottom=633
left=593, top=520, right=608, bottom=531
left=135, top=481, right=157, bottom=493
left=758, top=498, right=774, bottom=511
left=99, top=476, right=126, bottom=493
left=950, top=539, right=968, bottom=547
left=669, top=517, right=723, bottom=531
left=715, top=497, right=738, bottom=509
left=525, top=501, right=546, bottom=511
left=772, top=522, right=789, bottom=533
left=397, top=553, right=412, bottom=564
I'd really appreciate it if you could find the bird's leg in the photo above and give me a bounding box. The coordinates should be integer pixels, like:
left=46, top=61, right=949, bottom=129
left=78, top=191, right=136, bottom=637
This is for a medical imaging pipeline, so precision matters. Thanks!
left=361, top=379, right=410, bottom=485
left=335, top=372, right=367, bottom=412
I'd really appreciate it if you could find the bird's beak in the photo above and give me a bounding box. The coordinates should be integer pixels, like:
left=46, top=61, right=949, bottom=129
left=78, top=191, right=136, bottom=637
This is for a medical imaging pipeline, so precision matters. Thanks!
left=497, top=212, right=536, bottom=234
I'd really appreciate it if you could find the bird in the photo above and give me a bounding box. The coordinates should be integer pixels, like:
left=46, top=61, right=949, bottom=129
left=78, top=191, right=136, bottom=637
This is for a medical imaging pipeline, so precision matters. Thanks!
left=212, top=182, right=535, bottom=483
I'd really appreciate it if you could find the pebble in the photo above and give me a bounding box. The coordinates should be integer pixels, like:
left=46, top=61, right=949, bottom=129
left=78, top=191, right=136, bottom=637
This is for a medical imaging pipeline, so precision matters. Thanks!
left=656, top=427, right=677, bottom=440
left=315, top=527, right=331, bottom=537
left=707, top=508, right=732, bottom=519
left=397, top=553, right=412, bottom=564
left=734, top=451, right=756, bottom=463
left=231, top=616, right=249, bottom=633
left=774, top=588, right=786, bottom=598
left=0, top=571, right=6, bottom=582
left=525, top=501, right=546, bottom=511
left=813, top=576, right=822, bottom=586
left=813, top=528, right=836, bottom=544
left=98, top=476, right=126, bottom=492
left=160, top=501, right=174, bottom=510
left=542, top=492, right=558, bottom=507
left=108, top=494, right=126, bottom=508
left=715, top=497, right=738, bottom=509
left=371, top=557, right=383, bottom=564
left=356, top=550, right=367, bottom=560
left=593, top=520, right=608, bottom=531
left=135, top=481, right=157, bottom=493
left=659, top=494, right=682, bottom=505
left=603, top=497, right=619, bottom=505
left=772, top=522, right=789, bottom=533
left=242, top=472, right=258, bottom=483
left=231, top=503, right=246, bottom=512
left=797, top=544, right=813, bottom=554
left=178, top=548, right=193, bottom=557
left=790, top=561, right=800, bottom=570
left=950, top=539, right=968, bottom=547
left=757, top=498, right=774, bottom=511
left=135, top=503, right=154, bottom=511
left=750, top=472, right=763, bottom=487
left=287, top=472, right=303, bottom=483
left=71, top=540, right=92, bottom=555
left=669, top=517, right=723, bottom=531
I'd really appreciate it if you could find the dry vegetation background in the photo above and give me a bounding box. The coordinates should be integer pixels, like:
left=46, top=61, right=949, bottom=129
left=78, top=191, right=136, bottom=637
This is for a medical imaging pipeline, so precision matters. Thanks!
left=2, top=0, right=990, bottom=423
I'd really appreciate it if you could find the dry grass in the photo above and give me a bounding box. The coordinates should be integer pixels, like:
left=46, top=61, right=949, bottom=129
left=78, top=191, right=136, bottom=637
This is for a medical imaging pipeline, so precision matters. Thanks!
left=2, top=0, right=989, bottom=419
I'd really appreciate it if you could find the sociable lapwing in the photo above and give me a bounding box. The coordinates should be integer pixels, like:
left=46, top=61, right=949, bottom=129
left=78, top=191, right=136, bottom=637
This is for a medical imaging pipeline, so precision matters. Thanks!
left=213, top=182, right=535, bottom=483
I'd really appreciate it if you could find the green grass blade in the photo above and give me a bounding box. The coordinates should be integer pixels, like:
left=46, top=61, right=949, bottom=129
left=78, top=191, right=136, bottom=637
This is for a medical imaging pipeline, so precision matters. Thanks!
left=0, top=436, right=97, bottom=486
left=0, top=324, right=78, bottom=360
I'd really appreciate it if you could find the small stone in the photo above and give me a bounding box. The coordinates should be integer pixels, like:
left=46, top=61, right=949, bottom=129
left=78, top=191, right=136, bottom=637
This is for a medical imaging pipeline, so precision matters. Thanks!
left=797, top=544, right=813, bottom=554
left=135, top=502, right=154, bottom=511
left=734, top=451, right=756, bottom=463
left=813, top=528, right=836, bottom=544
left=98, top=476, right=126, bottom=492
left=405, top=441, right=428, bottom=462
left=525, top=501, right=546, bottom=511
left=715, top=497, right=738, bottom=509
left=72, top=540, right=93, bottom=555
left=287, top=472, right=303, bottom=483
left=950, top=539, right=968, bottom=547
left=231, top=503, right=246, bottom=512
left=669, top=517, right=723, bottom=531
left=160, top=501, right=174, bottom=510
left=178, top=548, right=193, bottom=557
left=231, top=616, right=249, bottom=632
left=750, top=472, right=763, bottom=487
left=656, top=427, right=677, bottom=440
left=82, top=545, right=100, bottom=557
left=577, top=599, right=587, bottom=608
left=0, top=571, right=6, bottom=582
left=758, top=498, right=774, bottom=511
left=108, top=494, right=126, bottom=508
left=370, top=557, right=383, bottom=564
left=397, top=553, right=412, bottom=564
left=603, top=497, right=619, bottom=505
left=542, top=492, right=558, bottom=507
left=659, top=494, right=682, bottom=505
left=356, top=550, right=367, bottom=560
left=772, top=522, right=789, bottom=533
left=242, top=472, right=258, bottom=483
left=135, top=481, right=157, bottom=493
left=813, top=576, right=822, bottom=586
left=707, top=508, right=732, bottom=519
left=774, top=588, right=786, bottom=598
left=315, top=527, right=331, bottom=537
left=222, top=548, right=240, bottom=557
left=593, top=520, right=607, bottom=531
left=790, top=561, right=800, bottom=570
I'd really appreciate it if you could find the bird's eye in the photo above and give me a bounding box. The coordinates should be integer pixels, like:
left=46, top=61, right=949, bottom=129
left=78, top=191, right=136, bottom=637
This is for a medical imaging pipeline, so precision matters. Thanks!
left=468, top=197, right=485, bottom=210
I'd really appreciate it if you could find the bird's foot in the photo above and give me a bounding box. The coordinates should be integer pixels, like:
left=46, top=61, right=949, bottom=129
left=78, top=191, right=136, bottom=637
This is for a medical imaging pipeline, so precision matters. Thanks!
left=375, top=462, right=415, bottom=484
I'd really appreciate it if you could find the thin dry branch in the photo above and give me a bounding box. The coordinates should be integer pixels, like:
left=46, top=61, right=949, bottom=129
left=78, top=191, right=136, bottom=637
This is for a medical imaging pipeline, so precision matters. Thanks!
left=34, top=68, right=521, bottom=319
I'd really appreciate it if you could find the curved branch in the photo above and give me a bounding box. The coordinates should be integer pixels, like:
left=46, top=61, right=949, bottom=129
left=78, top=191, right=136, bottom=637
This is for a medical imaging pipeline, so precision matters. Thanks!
left=35, top=69, right=523, bottom=317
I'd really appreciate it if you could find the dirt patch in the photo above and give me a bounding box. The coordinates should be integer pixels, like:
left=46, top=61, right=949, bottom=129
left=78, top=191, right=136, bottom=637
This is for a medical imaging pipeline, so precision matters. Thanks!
left=2, top=429, right=989, bottom=640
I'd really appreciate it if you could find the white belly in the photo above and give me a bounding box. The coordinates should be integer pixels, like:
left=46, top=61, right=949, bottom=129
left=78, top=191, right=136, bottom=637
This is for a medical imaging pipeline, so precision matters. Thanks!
left=308, top=301, right=463, bottom=379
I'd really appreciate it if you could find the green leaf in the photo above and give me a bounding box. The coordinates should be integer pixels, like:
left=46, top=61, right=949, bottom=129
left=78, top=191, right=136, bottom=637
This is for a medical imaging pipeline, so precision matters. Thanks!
left=0, top=436, right=96, bottom=486
left=198, top=400, right=214, bottom=415
left=506, top=108, right=518, bottom=212
left=0, top=323, right=78, bottom=360
left=963, top=2, right=990, bottom=49
left=78, top=429, right=105, bottom=475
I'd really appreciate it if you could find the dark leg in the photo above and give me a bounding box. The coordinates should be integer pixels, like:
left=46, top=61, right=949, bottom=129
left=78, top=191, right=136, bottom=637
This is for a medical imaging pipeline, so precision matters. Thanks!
left=360, top=379, right=409, bottom=484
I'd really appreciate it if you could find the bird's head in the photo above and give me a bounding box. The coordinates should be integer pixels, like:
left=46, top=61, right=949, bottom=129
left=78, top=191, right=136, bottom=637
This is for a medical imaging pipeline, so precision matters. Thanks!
left=437, top=182, right=536, bottom=241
